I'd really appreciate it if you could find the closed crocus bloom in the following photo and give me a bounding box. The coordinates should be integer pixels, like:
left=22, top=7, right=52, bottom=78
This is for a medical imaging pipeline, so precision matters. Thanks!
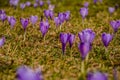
left=102, top=33, right=113, bottom=47
left=20, top=3, right=26, bottom=10
left=44, top=10, right=50, bottom=18
left=110, top=20, right=120, bottom=33
left=78, top=42, right=91, bottom=60
left=20, top=18, right=29, bottom=31
left=68, top=33, right=75, bottom=48
left=108, top=7, right=115, bottom=14
left=30, top=15, right=38, bottom=25
left=16, top=65, right=43, bottom=80
left=39, top=0, right=44, bottom=7
left=0, top=36, right=5, bottom=47
left=87, top=71, right=108, bottom=80
left=34, top=3, right=38, bottom=8
left=84, top=2, right=89, bottom=8
left=7, top=16, right=16, bottom=28
left=78, top=29, right=95, bottom=44
left=54, top=17, right=61, bottom=27
left=26, top=1, right=31, bottom=7
left=80, top=7, right=88, bottom=19
left=0, top=13, right=7, bottom=22
left=40, top=20, right=50, bottom=37
left=64, top=11, right=70, bottom=21
left=47, top=0, right=51, bottom=5
left=60, top=33, right=69, bottom=54
left=58, top=13, right=65, bottom=23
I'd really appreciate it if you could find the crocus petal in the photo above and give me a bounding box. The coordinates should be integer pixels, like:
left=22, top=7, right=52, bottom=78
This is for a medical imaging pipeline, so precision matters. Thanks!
left=78, top=42, right=91, bottom=60
left=54, top=17, right=61, bottom=26
left=30, top=15, right=38, bottom=25
left=68, top=33, right=75, bottom=48
left=0, top=37, right=5, bottom=47
left=87, top=71, right=108, bottom=80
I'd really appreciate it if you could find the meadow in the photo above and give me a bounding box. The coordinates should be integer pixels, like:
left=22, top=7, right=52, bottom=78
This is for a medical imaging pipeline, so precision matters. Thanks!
left=0, top=0, right=120, bottom=80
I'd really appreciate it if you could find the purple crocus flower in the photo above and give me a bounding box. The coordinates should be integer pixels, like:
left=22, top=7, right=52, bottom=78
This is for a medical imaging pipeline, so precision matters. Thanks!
left=39, top=0, right=44, bottom=7
left=30, top=15, right=38, bottom=25
left=87, top=71, right=108, bottom=80
left=58, top=13, right=65, bottom=23
left=60, top=33, right=69, bottom=54
left=110, top=20, right=120, bottom=33
left=20, top=18, right=29, bottom=31
left=40, top=20, right=50, bottom=37
left=84, top=2, right=89, bottom=8
left=36, top=0, right=39, bottom=3
left=108, top=7, right=115, bottom=14
left=48, top=5, right=55, bottom=11
left=0, top=36, right=5, bottom=47
left=7, top=16, right=16, bottom=28
left=10, top=0, right=19, bottom=7
left=16, top=65, right=43, bottom=80
left=64, top=11, right=70, bottom=21
left=26, top=1, right=31, bottom=7
left=0, top=13, right=7, bottom=22
left=47, top=0, right=51, bottom=5
left=54, top=17, right=61, bottom=27
left=113, top=67, right=118, bottom=80
left=0, top=10, right=5, bottom=14
left=78, top=29, right=95, bottom=44
left=102, top=32, right=113, bottom=47
left=78, top=42, right=91, bottom=60
left=20, top=3, right=26, bottom=10
left=93, top=0, right=98, bottom=4
left=68, top=33, right=75, bottom=48
left=80, top=7, right=88, bottom=19
left=34, top=3, right=38, bottom=8
left=44, top=10, right=54, bottom=19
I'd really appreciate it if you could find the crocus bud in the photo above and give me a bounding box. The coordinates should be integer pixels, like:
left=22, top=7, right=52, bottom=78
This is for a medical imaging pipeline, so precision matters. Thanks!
left=80, top=7, right=88, bottom=19
left=20, top=18, right=29, bottom=31
left=8, top=16, right=16, bottom=28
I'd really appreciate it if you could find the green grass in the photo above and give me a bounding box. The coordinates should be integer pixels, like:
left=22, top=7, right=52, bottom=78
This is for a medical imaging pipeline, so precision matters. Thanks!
left=0, top=0, right=120, bottom=80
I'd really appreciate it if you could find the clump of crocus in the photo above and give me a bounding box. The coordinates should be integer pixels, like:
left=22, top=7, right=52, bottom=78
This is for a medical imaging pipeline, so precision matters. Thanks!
left=80, top=7, right=88, bottom=19
left=7, top=16, right=16, bottom=29
left=0, top=12, right=7, bottom=22
left=20, top=3, right=26, bottom=10
left=16, top=65, right=43, bottom=80
left=68, top=33, right=75, bottom=48
left=60, top=33, right=69, bottom=54
left=25, top=1, right=31, bottom=7
left=84, top=2, right=89, bottom=8
left=0, top=36, right=5, bottom=47
left=20, top=18, right=29, bottom=31
left=110, top=20, right=120, bottom=33
left=40, top=19, right=50, bottom=37
left=44, top=10, right=54, bottom=19
left=108, top=7, right=115, bottom=14
left=30, top=15, right=38, bottom=26
left=87, top=71, right=108, bottom=80
left=78, top=29, right=95, bottom=44
left=9, top=0, right=19, bottom=8
left=101, top=32, right=113, bottom=47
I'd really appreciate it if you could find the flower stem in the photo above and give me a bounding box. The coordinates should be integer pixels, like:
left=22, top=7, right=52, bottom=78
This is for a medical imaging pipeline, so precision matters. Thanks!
left=81, top=60, right=85, bottom=74
left=23, top=31, right=26, bottom=41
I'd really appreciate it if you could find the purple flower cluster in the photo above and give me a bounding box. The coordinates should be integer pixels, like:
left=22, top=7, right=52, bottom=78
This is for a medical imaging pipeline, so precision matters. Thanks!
left=54, top=11, right=70, bottom=27
left=9, top=0, right=19, bottom=7
left=60, top=33, right=75, bottom=54
left=44, top=10, right=54, bottom=19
